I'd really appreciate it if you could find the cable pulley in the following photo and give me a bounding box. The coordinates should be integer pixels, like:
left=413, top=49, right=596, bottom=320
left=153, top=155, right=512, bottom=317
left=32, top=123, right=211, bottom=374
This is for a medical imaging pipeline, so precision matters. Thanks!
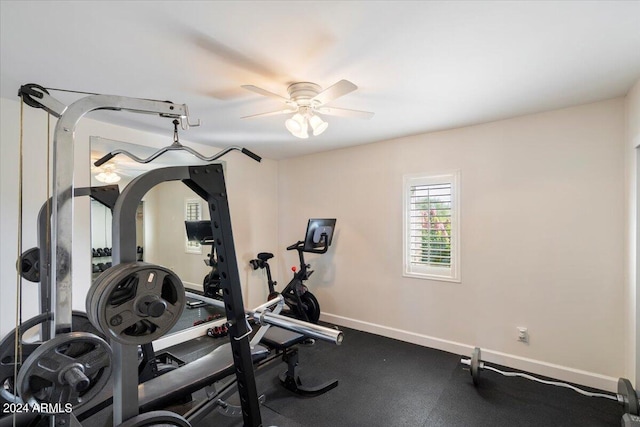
left=17, top=83, right=51, bottom=110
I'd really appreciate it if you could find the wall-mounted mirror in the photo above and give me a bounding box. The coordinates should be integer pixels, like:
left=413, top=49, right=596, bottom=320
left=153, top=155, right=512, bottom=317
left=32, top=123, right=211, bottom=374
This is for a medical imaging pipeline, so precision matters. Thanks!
left=89, top=136, right=226, bottom=339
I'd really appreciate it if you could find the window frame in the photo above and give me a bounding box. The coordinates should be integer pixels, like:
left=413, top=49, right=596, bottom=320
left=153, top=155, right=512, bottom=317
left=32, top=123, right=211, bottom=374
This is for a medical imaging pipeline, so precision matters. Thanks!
left=402, top=171, right=460, bottom=283
left=185, top=198, right=203, bottom=254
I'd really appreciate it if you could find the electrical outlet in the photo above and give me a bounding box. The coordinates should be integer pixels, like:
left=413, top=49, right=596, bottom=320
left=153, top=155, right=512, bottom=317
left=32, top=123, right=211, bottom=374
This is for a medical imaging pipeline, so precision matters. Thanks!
left=517, top=327, right=529, bottom=343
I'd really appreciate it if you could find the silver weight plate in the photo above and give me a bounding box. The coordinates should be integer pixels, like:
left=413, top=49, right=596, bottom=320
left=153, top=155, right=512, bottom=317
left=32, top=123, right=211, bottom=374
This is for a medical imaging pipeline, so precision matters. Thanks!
left=470, top=347, right=481, bottom=386
left=16, top=332, right=112, bottom=409
left=117, top=410, right=191, bottom=427
left=87, top=262, right=185, bottom=345
left=619, top=377, right=640, bottom=416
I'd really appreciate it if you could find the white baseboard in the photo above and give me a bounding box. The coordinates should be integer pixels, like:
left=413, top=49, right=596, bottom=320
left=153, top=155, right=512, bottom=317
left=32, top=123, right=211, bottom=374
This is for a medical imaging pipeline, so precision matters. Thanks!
left=320, top=312, right=619, bottom=393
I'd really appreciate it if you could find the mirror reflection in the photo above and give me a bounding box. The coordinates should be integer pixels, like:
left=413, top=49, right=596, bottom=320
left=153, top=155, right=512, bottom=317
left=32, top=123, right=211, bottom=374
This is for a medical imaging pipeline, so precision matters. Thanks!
left=90, top=137, right=225, bottom=337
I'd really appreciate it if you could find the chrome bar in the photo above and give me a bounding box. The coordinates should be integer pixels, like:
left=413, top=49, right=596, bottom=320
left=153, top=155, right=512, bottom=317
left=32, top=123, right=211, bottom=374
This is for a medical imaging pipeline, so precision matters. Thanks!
left=184, top=291, right=343, bottom=345
left=253, top=296, right=285, bottom=314
left=256, top=311, right=343, bottom=345
left=97, top=146, right=250, bottom=166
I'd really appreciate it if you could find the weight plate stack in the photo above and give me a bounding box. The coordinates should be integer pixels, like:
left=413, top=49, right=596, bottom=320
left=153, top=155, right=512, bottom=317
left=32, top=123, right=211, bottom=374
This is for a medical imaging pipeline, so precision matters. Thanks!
left=16, top=332, right=112, bottom=409
left=87, top=262, right=185, bottom=345
left=0, top=311, right=106, bottom=406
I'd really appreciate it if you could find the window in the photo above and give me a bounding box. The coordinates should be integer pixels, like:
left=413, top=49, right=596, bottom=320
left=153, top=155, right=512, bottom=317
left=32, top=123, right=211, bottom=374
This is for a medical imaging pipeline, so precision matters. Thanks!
left=185, top=198, right=203, bottom=254
left=403, top=171, right=460, bottom=282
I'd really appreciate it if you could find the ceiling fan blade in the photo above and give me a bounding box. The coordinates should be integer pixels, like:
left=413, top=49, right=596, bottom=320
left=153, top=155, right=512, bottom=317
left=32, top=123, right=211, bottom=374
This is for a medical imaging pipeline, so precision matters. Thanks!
left=241, top=85, right=293, bottom=105
left=311, top=80, right=358, bottom=106
left=316, top=106, right=374, bottom=119
left=241, top=108, right=298, bottom=119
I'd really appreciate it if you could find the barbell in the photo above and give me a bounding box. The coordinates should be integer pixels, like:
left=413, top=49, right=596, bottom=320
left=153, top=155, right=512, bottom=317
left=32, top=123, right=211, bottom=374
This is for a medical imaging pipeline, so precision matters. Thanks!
left=461, top=347, right=639, bottom=416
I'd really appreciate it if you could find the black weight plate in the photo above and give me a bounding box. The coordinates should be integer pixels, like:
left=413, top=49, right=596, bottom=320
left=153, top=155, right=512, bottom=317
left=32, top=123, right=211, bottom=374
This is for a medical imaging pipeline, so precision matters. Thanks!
left=16, top=247, right=40, bottom=282
left=0, top=311, right=106, bottom=405
left=16, top=332, right=111, bottom=409
left=91, top=262, right=185, bottom=345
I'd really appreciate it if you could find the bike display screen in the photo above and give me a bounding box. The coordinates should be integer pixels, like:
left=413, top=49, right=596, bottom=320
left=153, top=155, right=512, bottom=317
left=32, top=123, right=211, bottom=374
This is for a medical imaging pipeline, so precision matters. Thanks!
left=303, top=218, right=336, bottom=251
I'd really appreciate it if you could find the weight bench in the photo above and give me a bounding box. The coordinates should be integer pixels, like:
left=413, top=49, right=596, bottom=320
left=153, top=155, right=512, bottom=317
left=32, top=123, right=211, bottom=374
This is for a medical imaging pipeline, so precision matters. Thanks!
left=260, top=326, right=339, bottom=397
left=138, top=342, right=269, bottom=412
left=71, top=341, right=269, bottom=424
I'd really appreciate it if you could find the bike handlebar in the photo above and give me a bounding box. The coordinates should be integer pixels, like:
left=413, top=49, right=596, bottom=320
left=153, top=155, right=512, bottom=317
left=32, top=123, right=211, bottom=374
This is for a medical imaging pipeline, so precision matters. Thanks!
left=285, top=233, right=330, bottom=254
left=286, top=241, right=304, bottom=251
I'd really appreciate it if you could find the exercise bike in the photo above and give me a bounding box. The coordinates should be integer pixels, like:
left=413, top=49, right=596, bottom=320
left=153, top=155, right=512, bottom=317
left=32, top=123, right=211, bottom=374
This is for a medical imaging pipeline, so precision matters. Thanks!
left=185, top=220, right=223, bottom=299
left=250, top=219, right=336, bottom=324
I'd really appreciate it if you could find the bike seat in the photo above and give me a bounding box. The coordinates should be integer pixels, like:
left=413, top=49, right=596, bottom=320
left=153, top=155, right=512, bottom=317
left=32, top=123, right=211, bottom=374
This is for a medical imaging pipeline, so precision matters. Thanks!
left=257, top=252, right=274, bottom=261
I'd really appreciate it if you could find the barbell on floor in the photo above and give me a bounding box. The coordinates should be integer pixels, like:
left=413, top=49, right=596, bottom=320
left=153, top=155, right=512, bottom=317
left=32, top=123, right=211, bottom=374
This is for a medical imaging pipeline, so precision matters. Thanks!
left=461, top=347, right=640, bottom=416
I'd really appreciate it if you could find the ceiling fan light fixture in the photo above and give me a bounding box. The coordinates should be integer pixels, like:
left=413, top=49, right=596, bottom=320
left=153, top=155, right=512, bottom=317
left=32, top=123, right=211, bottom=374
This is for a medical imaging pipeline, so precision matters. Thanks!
left=308, top=114, right=328, bottom=136
left=95, top=171, right=121, bottom=184
left=285, top=113, right=305, bottom=134
left=285, top=113, right=310, bottom=138
left=293, top=119, right=310, bottom=139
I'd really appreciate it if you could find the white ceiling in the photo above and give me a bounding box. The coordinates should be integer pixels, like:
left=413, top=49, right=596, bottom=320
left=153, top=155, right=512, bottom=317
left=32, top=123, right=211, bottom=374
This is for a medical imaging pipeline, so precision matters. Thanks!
left=2, top=1, right=639, bottom=160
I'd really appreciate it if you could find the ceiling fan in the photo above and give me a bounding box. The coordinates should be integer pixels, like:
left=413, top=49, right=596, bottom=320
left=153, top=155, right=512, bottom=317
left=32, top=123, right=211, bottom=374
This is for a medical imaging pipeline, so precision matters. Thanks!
left=241, top=80, right=374, bottom=138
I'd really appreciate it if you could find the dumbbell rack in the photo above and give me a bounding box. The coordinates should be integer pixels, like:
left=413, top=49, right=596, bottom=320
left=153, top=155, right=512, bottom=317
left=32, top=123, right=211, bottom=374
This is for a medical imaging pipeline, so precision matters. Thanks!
left=17, top=85, right=263, bottom=427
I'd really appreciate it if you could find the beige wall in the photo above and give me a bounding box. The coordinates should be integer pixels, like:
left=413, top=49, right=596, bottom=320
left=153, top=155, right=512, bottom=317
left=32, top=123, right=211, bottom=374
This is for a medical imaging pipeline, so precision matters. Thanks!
left=278, top=98, right=626, bottom=390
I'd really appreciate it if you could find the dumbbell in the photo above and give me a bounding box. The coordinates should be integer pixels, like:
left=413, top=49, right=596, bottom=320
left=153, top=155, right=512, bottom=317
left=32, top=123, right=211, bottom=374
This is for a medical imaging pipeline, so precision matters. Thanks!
left=461, top=347, right=640, bottom=416
left=206, top=325, right=229, bottom=338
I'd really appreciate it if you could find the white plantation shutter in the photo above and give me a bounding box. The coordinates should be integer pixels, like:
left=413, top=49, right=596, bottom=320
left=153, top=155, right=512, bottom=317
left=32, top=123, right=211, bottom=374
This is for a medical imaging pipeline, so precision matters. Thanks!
left=403, top=172, right=460, bottom=282
left=409, top=183, right=452, bottom=267
left=185, top=199, right=203, bottom=253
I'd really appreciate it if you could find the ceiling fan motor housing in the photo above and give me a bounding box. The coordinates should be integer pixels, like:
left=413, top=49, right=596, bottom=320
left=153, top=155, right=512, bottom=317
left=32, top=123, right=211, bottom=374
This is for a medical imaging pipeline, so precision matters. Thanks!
left=287, top=82, right=322, bottom=107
